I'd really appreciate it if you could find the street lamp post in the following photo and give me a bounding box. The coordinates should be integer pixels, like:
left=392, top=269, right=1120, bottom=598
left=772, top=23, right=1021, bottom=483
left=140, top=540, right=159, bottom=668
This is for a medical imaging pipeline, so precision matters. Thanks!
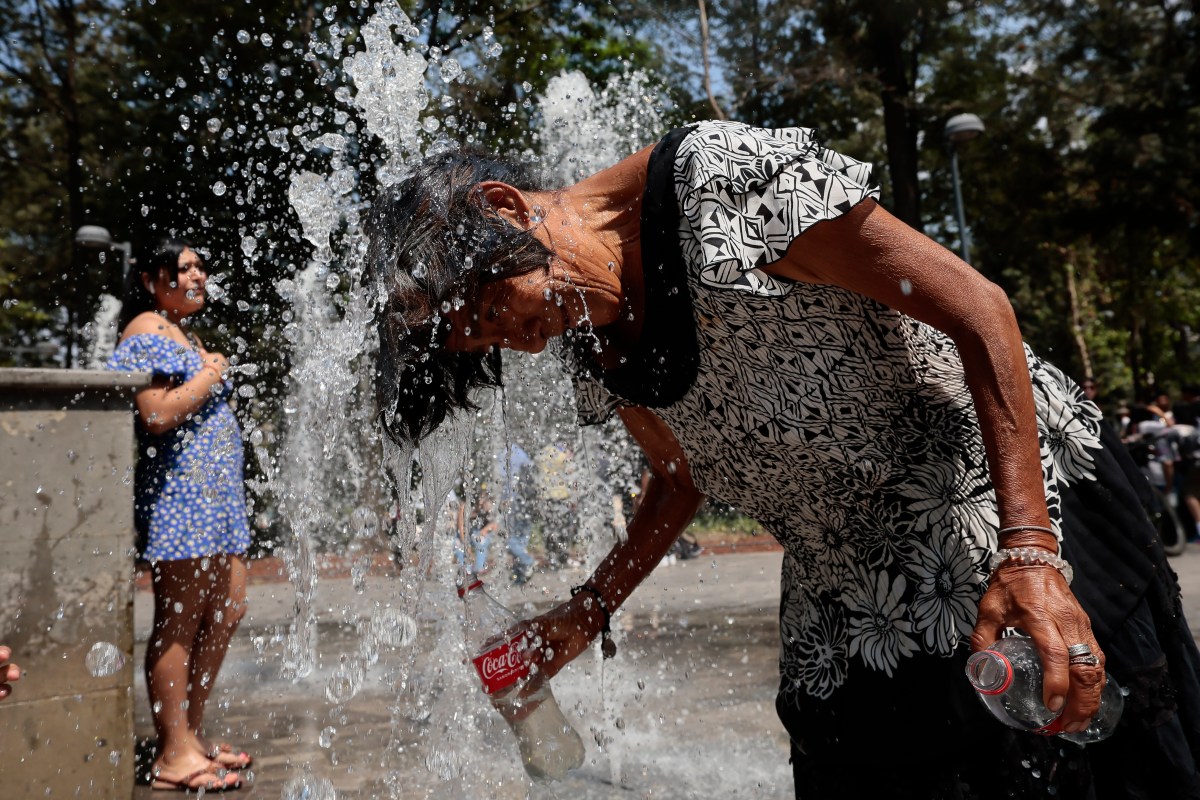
left=943, top=113, right=986, bottom=264
left=74, top=225, right=134, bottom=368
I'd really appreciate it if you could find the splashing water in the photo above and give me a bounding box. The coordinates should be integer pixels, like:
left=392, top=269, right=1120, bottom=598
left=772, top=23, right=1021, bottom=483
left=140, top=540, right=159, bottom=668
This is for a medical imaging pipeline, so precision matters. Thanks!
left=85, top=641, right=125, bottom=678
left=254, top=1, right=682, bottom=792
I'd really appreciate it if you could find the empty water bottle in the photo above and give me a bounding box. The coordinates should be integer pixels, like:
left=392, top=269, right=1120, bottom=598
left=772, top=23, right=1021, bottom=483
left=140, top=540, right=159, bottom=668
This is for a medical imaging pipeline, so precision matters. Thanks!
left=966, top=634, right=1124, bottom=744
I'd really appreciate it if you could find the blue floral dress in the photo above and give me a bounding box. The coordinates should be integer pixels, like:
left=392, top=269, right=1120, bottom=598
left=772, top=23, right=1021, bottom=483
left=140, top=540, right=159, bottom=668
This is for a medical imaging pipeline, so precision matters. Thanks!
left=108, top=333, right=251, bottom=561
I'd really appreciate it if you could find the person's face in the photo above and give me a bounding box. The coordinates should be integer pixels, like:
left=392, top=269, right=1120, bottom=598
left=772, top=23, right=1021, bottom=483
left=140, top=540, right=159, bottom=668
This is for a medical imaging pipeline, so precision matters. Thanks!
left=445, top=268, right=583, bottom=355
left=143, top=247, right=207, bottom=318
left=1082, top=380, right=1097, bottom=400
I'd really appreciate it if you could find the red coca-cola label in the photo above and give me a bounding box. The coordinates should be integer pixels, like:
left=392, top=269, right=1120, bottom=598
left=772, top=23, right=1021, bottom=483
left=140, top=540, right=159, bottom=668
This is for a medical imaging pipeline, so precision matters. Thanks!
left=472, top=631, right=530, bottom=695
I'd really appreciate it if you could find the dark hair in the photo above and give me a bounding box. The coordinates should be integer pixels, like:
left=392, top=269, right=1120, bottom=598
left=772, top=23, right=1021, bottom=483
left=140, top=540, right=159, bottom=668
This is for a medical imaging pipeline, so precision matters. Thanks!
left=117, top=238, right=196, bottom=331
left=367, top=150, right=553, bottom=444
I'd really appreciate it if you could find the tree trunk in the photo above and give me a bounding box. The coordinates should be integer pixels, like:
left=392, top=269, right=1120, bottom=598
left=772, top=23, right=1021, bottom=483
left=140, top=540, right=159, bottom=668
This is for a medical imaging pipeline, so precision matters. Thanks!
left=58, top=0, right=85, bottom=367
left=866, top=7, right=922, bottom=230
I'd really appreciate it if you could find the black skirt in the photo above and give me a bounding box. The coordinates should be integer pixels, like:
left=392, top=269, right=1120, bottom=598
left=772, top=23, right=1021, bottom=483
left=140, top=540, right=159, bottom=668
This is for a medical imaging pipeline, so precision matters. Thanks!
left=784, top=425, right=1200, bottom=800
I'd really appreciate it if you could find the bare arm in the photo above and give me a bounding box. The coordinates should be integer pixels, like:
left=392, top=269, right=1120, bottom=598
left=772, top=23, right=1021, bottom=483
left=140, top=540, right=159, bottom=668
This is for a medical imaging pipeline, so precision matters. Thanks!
left=767, top=199, right=1103, bottom=732
left=530, top=406, right=706, bottom=678
left=121, top=317, right=228, bottom=435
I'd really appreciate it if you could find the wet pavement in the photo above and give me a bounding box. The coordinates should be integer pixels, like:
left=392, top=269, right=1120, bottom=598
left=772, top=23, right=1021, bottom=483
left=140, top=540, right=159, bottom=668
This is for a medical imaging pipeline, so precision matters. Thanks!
left=126, top=543, right=1200, bottom=799
left=131, top=549, right=793, bottom=799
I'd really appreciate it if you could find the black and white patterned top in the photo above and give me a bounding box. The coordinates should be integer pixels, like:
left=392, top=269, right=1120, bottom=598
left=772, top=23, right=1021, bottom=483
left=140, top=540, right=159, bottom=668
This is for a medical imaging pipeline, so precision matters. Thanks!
left=573, top=121, right=1106, bottom=702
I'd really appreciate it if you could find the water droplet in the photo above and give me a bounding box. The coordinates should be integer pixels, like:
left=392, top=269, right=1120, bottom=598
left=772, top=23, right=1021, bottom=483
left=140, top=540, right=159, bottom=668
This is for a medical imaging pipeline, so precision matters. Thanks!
left=207, top=117, right=221, bottom=133
left=236, top=30, right=250, bottom=44
left=173, top=601, right=184, bottom=613
left=281, top=773, right=336, bottom=800
left=85, top=642, right=125, bottom=677
left=439, top=58, right=463, bottom=82
left=211, top=181, right=227, bottom=197
left=349, top=506, right=378, bottom=538
left=178, top=114, right=190, bottom=131
left=249, top=429, right=264, bottom=447
left=318, top=726, right=336, bottom=748
left=900, top=278, right=913, bottom=295
left=422, top=116, right=440, bottom=133
left=324, top=657, right=364, bottom=704
left=259, top=32, right=273, bottom=47
left=325, top=273, right=340, bottom=290
left=371, top=608, right=417, bottom=648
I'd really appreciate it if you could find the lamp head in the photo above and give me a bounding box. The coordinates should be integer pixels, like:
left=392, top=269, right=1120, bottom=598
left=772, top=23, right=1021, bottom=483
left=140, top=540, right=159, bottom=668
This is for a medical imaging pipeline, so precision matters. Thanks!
left=944, top=113, right=985, bottom=144
left=75, top=225, right=114, bottom=248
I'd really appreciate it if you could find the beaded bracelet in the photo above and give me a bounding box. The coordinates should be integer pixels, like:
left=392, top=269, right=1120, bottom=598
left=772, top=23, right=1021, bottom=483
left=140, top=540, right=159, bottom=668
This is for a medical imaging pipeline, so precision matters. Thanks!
left=571, top=584, right=616, bottom=659
left=988, top=547, right=1074, bottom=585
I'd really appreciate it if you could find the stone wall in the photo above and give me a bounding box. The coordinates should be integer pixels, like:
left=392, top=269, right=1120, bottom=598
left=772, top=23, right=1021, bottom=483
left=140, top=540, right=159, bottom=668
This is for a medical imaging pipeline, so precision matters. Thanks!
left=0, top=368, right=148, bottom=798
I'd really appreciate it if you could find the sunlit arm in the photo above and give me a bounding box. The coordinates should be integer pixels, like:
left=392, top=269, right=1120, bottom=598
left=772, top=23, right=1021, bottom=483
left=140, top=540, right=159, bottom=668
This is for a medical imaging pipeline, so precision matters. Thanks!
left=767, top=199, right=1054, bottom=551
left=530, top=406, right=705, bottom=678
left=135, top=369, right=225, bottom=436
left=586, top=406, right=707, bottom=609
left=767, top=199, right=1105, bottom=727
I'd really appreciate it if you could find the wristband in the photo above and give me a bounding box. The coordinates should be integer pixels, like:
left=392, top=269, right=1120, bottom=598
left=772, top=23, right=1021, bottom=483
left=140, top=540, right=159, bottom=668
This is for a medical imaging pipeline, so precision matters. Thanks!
left=988, top=546, right=1074, bottom=585
left=571, top=584, right=616, bottom=659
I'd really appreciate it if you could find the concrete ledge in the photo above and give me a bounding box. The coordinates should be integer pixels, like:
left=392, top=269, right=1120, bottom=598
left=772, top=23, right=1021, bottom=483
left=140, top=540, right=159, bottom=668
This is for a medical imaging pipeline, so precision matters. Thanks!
left=0, top=367, right=149, bottom=392
left=0, top=368, right=141, bottom=798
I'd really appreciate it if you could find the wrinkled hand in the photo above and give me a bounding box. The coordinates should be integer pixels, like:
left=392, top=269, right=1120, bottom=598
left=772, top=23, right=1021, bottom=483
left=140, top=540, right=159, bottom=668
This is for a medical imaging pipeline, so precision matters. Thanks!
left=523, top=593, right=608, bottom=681
left=971, top=563, right=1105, bottom=734
left=0, top=645, right=21, bottom=701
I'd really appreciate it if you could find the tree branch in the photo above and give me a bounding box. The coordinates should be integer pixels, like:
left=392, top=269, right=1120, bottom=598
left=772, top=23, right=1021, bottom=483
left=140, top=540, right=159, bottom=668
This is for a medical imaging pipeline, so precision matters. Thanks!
left=697, top=0, right=726, bottom=120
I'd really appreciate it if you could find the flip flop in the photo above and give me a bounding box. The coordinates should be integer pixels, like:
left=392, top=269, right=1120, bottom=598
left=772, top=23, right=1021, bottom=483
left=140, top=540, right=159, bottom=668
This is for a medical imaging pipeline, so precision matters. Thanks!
left=207, top=742, right=253, bottom=769
left=151, top=767, right=242, bottom=792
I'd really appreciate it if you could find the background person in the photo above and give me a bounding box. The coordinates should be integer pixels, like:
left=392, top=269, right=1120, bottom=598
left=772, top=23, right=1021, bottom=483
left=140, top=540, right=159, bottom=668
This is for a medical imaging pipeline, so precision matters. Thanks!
left=108, top=239, right=249, bottom=792
left=496, top=443, right=537, bottom=585
left=369, top=121, right=1200, bottom=798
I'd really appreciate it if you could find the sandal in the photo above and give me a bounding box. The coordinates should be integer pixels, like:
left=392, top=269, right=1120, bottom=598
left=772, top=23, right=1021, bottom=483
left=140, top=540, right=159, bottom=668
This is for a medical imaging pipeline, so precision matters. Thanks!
left=207, top=742, right=253, bottom=769
left=151, top=767, right=242, bottom=792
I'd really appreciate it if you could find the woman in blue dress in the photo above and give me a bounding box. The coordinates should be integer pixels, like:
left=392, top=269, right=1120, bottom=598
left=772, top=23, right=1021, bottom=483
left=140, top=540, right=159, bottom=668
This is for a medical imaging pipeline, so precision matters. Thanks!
left=108, top=239, right=251, bottom=792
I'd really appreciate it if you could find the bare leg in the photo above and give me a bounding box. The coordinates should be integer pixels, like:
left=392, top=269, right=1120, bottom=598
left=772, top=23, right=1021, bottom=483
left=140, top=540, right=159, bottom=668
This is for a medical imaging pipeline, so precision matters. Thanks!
left=145, top=559, right=240, bottom=790
left=187, top=554, right=249, bottom=763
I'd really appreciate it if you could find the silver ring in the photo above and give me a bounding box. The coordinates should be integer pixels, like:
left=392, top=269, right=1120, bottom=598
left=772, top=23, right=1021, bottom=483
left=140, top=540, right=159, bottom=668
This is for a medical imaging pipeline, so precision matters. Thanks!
left=1067, top=643, right=1100, bottom=667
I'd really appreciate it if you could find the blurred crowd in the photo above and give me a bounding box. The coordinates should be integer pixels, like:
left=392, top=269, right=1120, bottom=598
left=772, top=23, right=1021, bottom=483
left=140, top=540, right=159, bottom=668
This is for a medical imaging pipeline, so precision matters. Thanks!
left=1094, top=378, right=1200, bottom=544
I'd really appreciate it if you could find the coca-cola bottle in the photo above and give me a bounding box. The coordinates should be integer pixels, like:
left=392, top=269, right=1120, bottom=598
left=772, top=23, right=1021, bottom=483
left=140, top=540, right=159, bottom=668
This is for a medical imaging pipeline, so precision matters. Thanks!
left=966, top=634, right=1124, bottom=744
left=459, top=579, right=585, bottom=780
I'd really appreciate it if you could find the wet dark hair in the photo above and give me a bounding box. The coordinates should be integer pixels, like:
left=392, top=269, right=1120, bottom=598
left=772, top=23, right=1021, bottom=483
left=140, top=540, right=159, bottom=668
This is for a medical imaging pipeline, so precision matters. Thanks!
left=117, top=238, right=197, bottom=331
left=366, top=150, right=553, bottom=444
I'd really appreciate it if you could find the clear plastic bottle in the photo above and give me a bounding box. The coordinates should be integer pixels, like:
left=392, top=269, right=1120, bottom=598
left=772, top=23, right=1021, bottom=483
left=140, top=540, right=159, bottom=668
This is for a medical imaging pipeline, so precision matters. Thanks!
left=459, top=579, right=585, bottom=780
left=965, top=635, right=1124, bottom=744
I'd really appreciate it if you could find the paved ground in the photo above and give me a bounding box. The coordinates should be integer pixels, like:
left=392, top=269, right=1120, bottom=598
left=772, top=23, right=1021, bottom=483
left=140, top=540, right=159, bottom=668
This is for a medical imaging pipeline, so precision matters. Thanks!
left=127, top=543, right=1200, bottom=799
left=131, top=549, right=793, bottom=799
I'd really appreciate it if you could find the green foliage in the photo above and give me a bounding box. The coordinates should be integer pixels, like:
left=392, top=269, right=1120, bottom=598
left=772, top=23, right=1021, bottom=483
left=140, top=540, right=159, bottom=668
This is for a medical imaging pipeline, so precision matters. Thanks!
left=1, top=0, right=1198, bottom=415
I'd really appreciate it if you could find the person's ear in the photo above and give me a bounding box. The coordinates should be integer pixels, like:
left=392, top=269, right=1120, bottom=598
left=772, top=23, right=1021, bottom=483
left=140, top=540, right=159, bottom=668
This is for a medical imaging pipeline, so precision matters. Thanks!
left=141, top=273, right=156, bottom=295
left=476, top=181, right=535, bottom=230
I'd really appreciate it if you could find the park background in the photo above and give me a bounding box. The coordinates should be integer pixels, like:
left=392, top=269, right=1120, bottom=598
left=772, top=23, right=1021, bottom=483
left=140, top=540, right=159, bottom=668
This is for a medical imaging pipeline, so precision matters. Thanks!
left=2, top=2, right=1200, bottom=796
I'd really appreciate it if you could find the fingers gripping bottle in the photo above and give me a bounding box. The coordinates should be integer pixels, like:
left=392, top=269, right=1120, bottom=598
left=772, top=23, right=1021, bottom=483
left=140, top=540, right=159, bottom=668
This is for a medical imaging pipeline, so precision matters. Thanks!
left=458, top=579, right=585, bottom=780
left=966, top=635, right=1124, bottom=745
